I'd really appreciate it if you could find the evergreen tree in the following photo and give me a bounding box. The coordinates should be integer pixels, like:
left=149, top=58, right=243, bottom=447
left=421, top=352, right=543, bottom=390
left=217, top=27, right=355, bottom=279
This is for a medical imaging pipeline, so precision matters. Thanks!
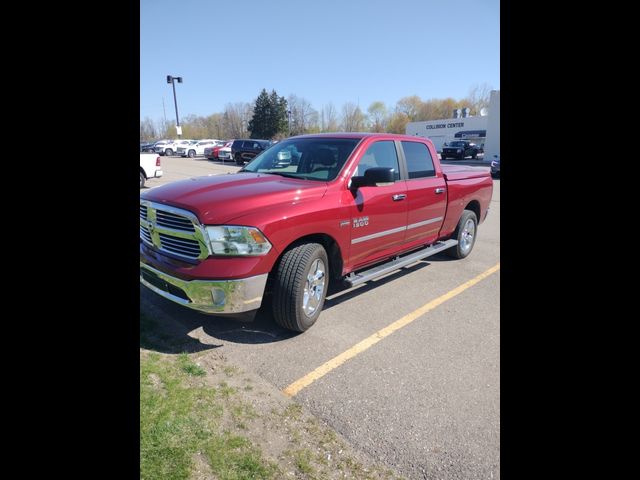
left=248, top=89, right=288, bottom=139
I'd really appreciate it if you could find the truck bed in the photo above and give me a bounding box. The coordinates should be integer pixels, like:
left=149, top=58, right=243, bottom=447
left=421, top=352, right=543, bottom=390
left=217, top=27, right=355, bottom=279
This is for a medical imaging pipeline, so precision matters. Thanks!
left=441, top=164, right=491, bottom=181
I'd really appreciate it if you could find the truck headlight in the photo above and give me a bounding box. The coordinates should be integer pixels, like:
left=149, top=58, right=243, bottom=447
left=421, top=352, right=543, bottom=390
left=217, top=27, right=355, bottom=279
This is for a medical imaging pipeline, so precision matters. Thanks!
left=205, top=226, right=272, bottom=256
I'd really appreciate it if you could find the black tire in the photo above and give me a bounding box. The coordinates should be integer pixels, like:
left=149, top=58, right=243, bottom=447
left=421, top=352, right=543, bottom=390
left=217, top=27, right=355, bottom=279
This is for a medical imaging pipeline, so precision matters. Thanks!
left=188, top=149, right=196, bottom=158
left=272, top=243, right=329, bottom=332
left=235, top=153, right=243, bottom=166
left=140, top=171, right=145, bottom=189
left=165, top=148, right=173, bottom=156
left=446, top=210, right=478, bottom=259
left=471, top=151, right=477, bottom=159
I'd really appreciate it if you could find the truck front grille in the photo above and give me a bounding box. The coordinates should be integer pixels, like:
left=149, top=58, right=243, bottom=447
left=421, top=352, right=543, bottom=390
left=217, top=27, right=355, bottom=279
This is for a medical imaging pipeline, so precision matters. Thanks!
left=139, top=200, right=209, bottom=262
left=156, top=210, right=195, bottom=232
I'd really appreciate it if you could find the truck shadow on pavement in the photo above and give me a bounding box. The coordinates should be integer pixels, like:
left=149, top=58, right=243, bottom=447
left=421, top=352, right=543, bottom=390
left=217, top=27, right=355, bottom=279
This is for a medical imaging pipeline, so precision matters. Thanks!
left=140, top=255, right=453, bottom=353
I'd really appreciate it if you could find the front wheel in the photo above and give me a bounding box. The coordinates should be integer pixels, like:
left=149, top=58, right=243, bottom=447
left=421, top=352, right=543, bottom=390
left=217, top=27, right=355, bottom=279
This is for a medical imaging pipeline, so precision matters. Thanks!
left=446, top=210, right=478, bottom=259
left=188, top=149, right=196, bottom=158
left=165, top=148, right=173, bottom=156
left=272, top=243, right=329, bottom=332
left=235, top=153, right=243, bottom=165
left=140, top=171, right=145, bottom=188
left=471, top=152, right=477, bottom=159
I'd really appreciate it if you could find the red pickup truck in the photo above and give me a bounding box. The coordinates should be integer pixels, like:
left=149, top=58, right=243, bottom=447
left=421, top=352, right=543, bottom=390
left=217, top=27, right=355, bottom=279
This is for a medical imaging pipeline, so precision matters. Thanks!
left=140, top=133, right=493, bottom=332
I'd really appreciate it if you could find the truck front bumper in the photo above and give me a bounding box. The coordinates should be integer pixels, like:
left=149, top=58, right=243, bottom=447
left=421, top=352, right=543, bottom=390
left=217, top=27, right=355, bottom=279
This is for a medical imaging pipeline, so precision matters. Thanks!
left=140, top=261, right=268, bottom=314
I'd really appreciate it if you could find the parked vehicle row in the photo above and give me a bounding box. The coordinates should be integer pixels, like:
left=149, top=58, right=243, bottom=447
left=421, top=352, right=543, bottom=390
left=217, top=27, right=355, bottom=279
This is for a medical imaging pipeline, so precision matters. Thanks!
left=141, top=138, right=278, bottom=163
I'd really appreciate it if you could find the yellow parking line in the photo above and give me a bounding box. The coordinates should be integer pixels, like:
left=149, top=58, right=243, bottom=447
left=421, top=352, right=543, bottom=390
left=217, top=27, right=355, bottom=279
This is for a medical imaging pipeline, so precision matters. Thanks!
left=282, top=263, right=500, bottom=397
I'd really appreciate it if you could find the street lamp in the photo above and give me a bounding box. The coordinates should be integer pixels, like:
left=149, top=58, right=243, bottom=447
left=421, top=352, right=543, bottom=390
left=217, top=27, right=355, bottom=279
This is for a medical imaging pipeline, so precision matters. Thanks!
left=287, top=109, right=291, bottom=136
left=166, top=75, right=183, bottom=138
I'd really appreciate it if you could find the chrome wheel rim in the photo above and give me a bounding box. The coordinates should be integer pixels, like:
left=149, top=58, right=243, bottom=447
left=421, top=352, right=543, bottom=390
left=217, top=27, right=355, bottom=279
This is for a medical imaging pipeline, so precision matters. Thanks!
left=460, top=218, right=475, bottom=254
left=303, top=259, right=326, bottom=317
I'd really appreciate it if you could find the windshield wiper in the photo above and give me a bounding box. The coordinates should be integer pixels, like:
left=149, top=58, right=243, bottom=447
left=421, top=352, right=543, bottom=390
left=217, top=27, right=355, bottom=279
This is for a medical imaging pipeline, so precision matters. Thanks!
left=264, top=171, right=304, bottom=179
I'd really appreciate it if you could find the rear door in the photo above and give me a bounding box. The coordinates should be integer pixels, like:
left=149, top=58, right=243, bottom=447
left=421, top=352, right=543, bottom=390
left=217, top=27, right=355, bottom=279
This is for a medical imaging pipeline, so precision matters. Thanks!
left=348, top=140, right=408, bottom=267
left=399, top=140, right=447, bottom=246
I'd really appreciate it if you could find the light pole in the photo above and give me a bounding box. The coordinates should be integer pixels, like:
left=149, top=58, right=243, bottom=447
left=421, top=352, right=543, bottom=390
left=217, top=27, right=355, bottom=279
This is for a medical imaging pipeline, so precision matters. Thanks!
left=287, top=109, right=291, bottom=137
left=166, top=75, right=183, bottom=138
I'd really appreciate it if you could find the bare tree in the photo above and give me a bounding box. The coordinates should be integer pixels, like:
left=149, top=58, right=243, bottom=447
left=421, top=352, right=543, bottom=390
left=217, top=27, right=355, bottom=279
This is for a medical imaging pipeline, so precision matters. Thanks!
left=223, top=102, right=253, bottom=139
left=320, top=103, right=339, bottom=132
left=464, top=83, right=493, bottom=115
left=140, top=117, right=157, bottom=141
left=341, top=102, right=366, bottom=132
left=288, top=94, right=318, bottom=136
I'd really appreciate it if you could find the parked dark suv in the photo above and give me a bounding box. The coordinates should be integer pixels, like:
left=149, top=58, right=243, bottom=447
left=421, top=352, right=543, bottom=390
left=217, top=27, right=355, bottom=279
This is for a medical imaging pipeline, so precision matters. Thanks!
left=441, top=140, right=481, bottom=160
left=231, top=139, right=271, bottom=165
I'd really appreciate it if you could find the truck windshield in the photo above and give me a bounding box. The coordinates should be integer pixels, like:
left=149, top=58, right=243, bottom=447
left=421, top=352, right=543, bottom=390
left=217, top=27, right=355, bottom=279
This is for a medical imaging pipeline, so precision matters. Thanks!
left=449, top=141, right=466, bottom=147
left=241, top=138, right=360, bottom=181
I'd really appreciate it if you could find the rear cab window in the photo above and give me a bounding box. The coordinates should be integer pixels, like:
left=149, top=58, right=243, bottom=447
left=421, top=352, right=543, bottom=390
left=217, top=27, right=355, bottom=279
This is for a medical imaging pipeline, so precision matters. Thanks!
left=401, top=141, right=436, bottom=179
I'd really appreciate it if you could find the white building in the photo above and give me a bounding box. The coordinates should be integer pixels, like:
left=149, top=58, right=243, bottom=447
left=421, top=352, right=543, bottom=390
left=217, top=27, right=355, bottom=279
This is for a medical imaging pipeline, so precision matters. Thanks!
left=405, top=90, right=500, bottom=157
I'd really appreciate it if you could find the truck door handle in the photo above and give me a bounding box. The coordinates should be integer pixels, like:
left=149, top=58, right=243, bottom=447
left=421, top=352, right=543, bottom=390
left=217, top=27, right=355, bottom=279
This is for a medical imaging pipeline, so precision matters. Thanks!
left=435, top=188, right=445, bottom=194
left=392, top=194, right=406, bottom=201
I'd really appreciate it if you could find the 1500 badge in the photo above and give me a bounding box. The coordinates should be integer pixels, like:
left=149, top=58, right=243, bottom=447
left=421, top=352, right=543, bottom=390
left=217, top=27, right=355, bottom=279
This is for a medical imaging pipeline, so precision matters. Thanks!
left=353, top=216, right=369, bottom=228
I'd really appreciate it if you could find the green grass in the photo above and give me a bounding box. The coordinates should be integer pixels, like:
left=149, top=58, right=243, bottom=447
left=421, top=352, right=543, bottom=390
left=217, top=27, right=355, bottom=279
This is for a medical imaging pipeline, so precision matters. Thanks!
left=140, top=353, right=277, bottom=480
left=177, top=352, right=206, bottom=376
left=293, top=448, right=316, bottom=476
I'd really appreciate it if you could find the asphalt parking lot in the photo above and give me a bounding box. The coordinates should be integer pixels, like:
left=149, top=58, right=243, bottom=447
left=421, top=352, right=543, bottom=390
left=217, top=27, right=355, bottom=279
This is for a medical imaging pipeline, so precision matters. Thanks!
left=141, top=154, right=500, bottom=479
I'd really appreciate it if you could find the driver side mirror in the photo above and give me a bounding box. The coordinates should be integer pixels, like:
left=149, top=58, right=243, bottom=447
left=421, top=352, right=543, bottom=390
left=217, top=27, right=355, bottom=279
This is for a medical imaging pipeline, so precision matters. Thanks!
left=351, top=167, right=396, bottom=190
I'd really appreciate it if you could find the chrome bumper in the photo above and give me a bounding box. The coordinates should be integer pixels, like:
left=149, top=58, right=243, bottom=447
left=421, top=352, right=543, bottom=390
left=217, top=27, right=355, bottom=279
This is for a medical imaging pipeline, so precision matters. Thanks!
left=140, top=261, right=268, bottom=314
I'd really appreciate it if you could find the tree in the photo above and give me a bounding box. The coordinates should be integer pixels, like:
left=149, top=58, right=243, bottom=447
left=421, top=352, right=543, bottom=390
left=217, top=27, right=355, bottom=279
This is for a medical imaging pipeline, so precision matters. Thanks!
left=341, top=102, right=366, bottom=132
left=140, top=117, right=157, bottom=141
left=224, top=102, right=252, bottom=139
left=464, top=83, right=493, bottom=116
left=396, top=95, right=423, bottom=121
left=367, top=101, right=387, bottom=132
left=320, top=103, right=339, bottom=132
left=248, top=89, right=288, bottom=139
left=385, top=111, right=410, bottom=134
left=288, top=94, right=318, bottom=136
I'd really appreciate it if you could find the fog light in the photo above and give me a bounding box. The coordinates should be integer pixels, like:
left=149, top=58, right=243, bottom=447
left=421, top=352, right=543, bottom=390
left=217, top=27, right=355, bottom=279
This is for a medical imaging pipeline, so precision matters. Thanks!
left=211, top=288, right=226, bottom=306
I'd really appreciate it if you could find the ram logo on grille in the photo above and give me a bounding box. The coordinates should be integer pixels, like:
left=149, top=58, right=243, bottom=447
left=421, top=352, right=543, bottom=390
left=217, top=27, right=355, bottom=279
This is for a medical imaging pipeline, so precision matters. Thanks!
left=139, top=200, right=209, bottom=262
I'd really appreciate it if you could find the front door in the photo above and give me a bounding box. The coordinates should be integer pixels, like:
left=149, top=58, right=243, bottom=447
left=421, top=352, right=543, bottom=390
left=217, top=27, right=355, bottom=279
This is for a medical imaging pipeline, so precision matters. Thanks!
left=348, top=140, right=408, bottom=268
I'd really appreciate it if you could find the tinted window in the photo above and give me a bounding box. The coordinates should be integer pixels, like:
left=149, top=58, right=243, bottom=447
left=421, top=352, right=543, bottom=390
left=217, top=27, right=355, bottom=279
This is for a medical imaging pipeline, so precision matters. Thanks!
left=356, top=141, right=400, bottom=181
left=241, top=138, right=360, bottom=182
left=401, top=141, right=435, bottom=179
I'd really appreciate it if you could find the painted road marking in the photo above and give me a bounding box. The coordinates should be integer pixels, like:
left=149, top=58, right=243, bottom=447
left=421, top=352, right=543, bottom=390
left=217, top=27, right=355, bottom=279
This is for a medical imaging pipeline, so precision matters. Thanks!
left=282, top=263, right=500, bottom=397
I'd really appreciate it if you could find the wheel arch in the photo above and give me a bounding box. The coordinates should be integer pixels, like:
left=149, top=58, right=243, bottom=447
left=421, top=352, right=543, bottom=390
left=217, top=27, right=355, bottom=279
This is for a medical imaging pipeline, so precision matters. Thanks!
left=275, top=233, right=343, bottom=281
left=463, top=200, right=481, bottom=222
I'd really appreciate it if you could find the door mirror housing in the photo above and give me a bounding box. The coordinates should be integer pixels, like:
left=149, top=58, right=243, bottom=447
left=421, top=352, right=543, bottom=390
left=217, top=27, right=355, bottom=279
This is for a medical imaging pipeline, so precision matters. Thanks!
left=351, top=167, right=396, bottom=190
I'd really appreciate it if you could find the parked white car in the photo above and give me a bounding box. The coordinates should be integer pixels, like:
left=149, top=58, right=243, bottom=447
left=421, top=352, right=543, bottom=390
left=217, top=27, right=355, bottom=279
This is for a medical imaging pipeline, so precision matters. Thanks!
left=153, top=139, right=178, bottom=156
left=217, top=140, right=234, bottom=162
left=177, top=139, right=222, bottom=158
left=140, top=153, right=163, bottom=188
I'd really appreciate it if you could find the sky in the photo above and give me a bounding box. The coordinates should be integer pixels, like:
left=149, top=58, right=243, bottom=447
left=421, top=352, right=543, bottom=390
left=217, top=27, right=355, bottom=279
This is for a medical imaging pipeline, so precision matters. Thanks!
left=140, top=0, right=500, bottom=124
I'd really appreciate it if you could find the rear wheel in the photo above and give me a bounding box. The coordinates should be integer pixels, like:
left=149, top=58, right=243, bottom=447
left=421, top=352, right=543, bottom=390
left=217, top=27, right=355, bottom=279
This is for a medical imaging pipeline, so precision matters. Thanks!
left=235, top=153, right=243, bottom=165
left=446, top=210, right=478, bottom=259
left=165, top=148, right=173, bottom=156
left=139, top=171, right=145, bottom=188
left=188, top=149, right=196, bottom=158
left=471, top=151, right=477, bottom=159
left=272, top=243, right=329, bottom=332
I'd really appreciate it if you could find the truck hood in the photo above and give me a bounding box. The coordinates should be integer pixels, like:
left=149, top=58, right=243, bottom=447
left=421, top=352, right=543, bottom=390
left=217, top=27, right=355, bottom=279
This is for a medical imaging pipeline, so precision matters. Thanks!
left=140, top=172, right=328, bottom=225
